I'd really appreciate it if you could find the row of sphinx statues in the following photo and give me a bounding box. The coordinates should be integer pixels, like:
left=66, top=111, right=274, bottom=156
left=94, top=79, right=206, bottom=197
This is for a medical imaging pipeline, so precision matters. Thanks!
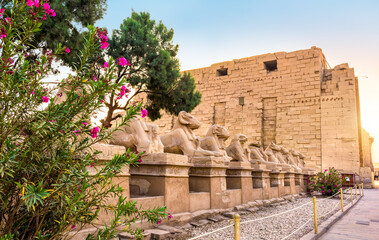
left=108, top=111, right=314, bottom=173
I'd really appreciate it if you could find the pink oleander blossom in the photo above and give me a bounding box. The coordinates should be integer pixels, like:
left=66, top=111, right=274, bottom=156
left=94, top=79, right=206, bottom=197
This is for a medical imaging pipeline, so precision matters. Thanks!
left=43, top=3, right=50, bottom=10
left=100, top=41, right=109, bottom=49
left=27, top=0, right=34, bottom=7
left=0, top=28, right=7, bottom=39
left=118, top=57, right=128, bottom=66
left=33, top=0, right=39, bottom=8
left=65, top=47, right=70, bottom=53
left=141, top=109, right=148, bottom=118
left=103, top=62, right=109, bottom=68
left=0, top=8, right=4, bottom=17
left=42, top=96, right=49, bottom=103
left=90, top=126, right=100, bottom=138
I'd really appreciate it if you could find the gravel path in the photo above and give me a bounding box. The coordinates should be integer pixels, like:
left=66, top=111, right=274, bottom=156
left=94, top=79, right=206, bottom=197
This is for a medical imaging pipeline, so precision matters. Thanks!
left=186, top=194, right=352, bottom=240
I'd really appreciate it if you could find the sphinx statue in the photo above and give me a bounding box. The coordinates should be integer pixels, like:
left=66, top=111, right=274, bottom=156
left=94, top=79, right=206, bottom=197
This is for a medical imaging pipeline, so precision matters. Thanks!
left=108, top=114, right=164, bottom=154
left=265, top=142, right=295, bottom=172
left=200, top=124, right=231, bottom=159
left=290, top=150, right=314, bottom=173
left=160, top=111, right=223, bottom=158
left=248, top=141, right=283, bottom=170
left=226, top=134, right=250, bottom=162
left=248, top=141, right=268, bottom=162
left=280, top=146, right=302, bottom=173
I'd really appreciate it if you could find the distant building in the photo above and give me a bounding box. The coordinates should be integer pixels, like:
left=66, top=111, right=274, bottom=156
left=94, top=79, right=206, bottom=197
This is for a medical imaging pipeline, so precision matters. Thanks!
left=139, top=47, right=375, bottom=186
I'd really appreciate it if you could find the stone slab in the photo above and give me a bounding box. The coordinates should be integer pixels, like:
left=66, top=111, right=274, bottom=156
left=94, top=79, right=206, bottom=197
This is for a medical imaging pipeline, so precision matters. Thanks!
left=144, top=229, right=170, bottom=240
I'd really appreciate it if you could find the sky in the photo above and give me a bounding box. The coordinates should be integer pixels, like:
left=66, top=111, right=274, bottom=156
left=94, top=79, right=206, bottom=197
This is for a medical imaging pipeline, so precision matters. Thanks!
left=96, top=0, right=379, bottom=163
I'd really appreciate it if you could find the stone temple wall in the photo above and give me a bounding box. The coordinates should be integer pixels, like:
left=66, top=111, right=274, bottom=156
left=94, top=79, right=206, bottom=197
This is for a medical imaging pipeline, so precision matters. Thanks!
left=136, top=47, right=369, bottom=176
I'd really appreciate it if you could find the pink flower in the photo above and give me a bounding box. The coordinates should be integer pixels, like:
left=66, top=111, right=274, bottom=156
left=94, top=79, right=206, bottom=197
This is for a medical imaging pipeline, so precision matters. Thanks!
left=118, top=57, right=128, bottom=66
left=100, top=41, right=109, bottom=49
left=5, top=18, right=12, bottom=24
left=43, top=3, right=50, bottom=10
left=42, top=96, right=49, bottom=103
left=90, top=126, right=100, bottom=138
left=157, top=219, right=162, bottom=224
left=49, top=10, right=56, bottom=17
left=60, top=130, right=64, bottom=133
left=82, top=122, right=88, bottom=126
left=33, top=0, right=39, bottom=8
left=71, top=225, right=76, bottom=229
left=0, top=8, right=4, bottom=17
left=65, top=47, right=70, bottom=53
left=50, top=120, right=55, bottom=123
left=168, top=213, right=173, bottom=219
left=141, top=109, right=148, bottom=118
left=92, top=75, right=97, bottom=81
left=31, top=90, right=35, bottom=95
left=103, top=62, right=109, bottom=68
left=90, top=162, right=94, bottom=168
left=27, top=0, right=34, bottom=7
left=0, top=28, right=7, bottom=39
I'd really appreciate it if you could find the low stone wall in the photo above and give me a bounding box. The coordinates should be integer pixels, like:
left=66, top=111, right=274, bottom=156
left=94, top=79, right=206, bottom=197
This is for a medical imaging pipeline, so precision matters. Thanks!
left=72, top=148, right=313, bottom=239
left=126, top=153, right=311, bottom=225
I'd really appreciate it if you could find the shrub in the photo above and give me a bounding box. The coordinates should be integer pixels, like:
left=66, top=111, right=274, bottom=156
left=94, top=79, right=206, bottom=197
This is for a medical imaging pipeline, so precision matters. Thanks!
left=0, top=1, right=167, bottom=239
left=307, top=167, right=346, bottom=196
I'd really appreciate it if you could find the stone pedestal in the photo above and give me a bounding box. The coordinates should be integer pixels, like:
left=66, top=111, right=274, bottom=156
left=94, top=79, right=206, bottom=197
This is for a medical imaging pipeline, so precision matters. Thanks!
left=270, top=172, right=285, bottom=197
left=226, top=161, right=253, bottom=203
left=295, top=173, right=304, bottom=193
left=130, top=153, right=192, bottom=214
left=189, top=156, right=230, bottom=209
left=251, top=168, right=271, bottom=200
left=284, top=173, right=296, bottom=194
left=89, top=144, right=130, bottom=225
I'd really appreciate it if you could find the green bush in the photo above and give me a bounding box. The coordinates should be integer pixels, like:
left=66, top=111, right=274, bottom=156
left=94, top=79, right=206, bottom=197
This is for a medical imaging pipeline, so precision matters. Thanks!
left=307, top=167, right=346, bottom=196
left=0, top=1, right=167, bottom=239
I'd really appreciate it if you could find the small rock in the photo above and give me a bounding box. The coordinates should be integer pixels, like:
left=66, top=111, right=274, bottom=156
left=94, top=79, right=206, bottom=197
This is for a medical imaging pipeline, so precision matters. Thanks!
left=246, top=207, right=259, bottom=213
left=262, top=200, right=271, bottom=206
left=181, top=223, right=193, bottom=229
left=118, top=232, right=151, bottom=240
left=270, top=203, right=281, bottom=207
left=255, top=200, right=264, bottom=206
left=247, top=201, right=258, bottom=207
left=190, top=219, right=210, bottom=227
left=270, top=198, right=279, bottom=203
left=280, top=201, right=287, bottom=205
left=238, top=211, right=250, bottom=215
left=223, top=212, right=237, bottom=218
left=300, top=192, right=307, bottom=196
left=157, top=225, right=185, bottom=234
left=144, top=229, right=170, bottom=240
left=234, top=205, right=246, bottom=211
left=277, top=197, right=285, bottom=202
left=207, top=215, right=227, bottom=222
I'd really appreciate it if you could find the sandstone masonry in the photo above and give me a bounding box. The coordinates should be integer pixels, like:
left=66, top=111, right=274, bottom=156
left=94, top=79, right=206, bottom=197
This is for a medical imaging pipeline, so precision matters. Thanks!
left=137, top=47, right=374, bottom=182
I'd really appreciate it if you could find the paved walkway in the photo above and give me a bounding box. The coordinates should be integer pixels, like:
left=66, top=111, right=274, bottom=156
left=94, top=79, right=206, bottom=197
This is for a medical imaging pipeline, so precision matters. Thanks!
left=320, top=188, right=379, bottom=240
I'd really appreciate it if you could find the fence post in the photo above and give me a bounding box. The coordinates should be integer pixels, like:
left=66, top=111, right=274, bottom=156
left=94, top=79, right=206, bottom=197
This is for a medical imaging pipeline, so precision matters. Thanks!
left=359, top=184, right=361, bottom=196
left=340, top=188, right=344, bottom=212
left=355, top=184, right=357, bottom=199
left=350, top=187, right=353, bottom=205
left=361, top=183, right=364, bottom=196
left=313, top=196, right=318, bottom=234
left=234, top=214, right=240, bottom=240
